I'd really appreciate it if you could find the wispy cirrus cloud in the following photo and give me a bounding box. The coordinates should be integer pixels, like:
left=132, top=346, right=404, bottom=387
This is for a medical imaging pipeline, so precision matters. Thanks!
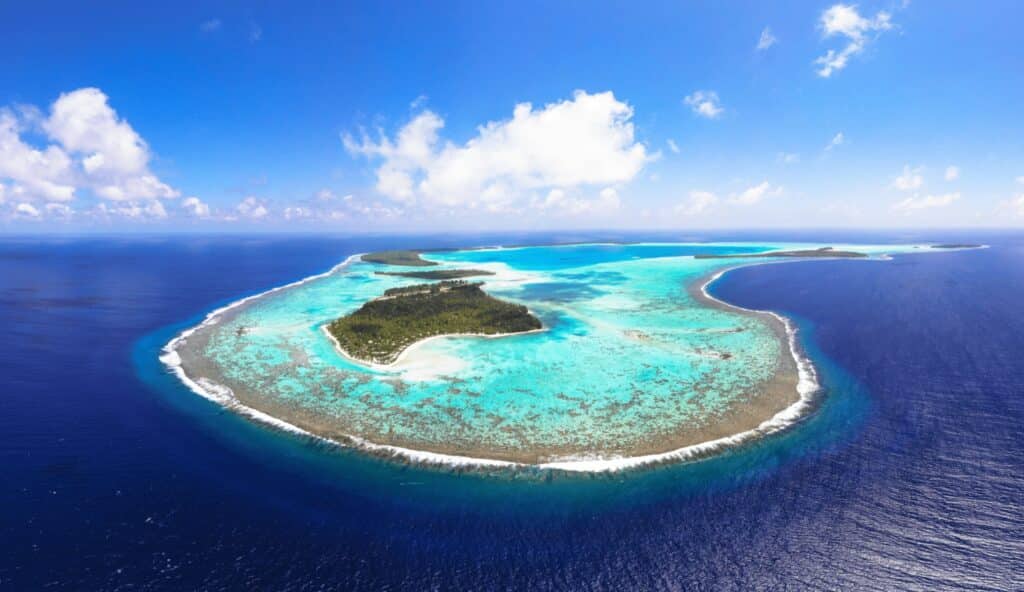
left=756, top=27, right=777, bottom=51
left=892, top=192, right=959, bottom=213
left=815, top=4, right=894, bottom=78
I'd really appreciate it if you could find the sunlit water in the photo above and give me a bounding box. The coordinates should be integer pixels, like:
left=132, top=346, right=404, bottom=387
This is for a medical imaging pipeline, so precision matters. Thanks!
left=3, top=232, right=1019, bottom=590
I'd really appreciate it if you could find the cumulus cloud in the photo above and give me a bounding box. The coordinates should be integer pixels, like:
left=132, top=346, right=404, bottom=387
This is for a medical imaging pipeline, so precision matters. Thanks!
left=181, top=196, right=211, bottom=218
left=45, top=88, right=179, bottom=200
left=235, top=196, right=268, bottom=219
left=892, top=192, right=959, bottom=213
left=757, top=27, right=777, bottom=51
left=45, top=202, right=73, bottom=219
left=683, top=90, right=724, bottom=119
left=815, top=4, right=894, bottom=77
left=893, top=165, right=924, bottom=191
left=675, top=190, right=718, bottom=215
left=535, top=186, right=621, bottom=216
left=0, top=111, right=76, bottom=201
left=15, top=202, right=41, bottom=219
left=283, top=206, right=313, bottom=220
left=731, top=181, right=783, bottom=205
left=344, top=90, right=650, bottom=213
left=0, top=88, right=181, bottom=207
left=92, top=200, right=168, bottom=220
left=944, top=165, right=960, bottom=181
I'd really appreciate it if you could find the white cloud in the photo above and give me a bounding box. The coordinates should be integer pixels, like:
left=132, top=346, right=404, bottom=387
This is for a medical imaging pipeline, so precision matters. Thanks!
left=91, top=200, right=167, bottom=220
left=675, top=190, right=718, bottom=215
left=249, top=22, right=262, bottom=42
left=757, top=27, right=778, bottom=51
left=825, top=132, right=845, bottom=151
left=1, top=88, right=181, bottom=205
left=893, top=165, right=924, bottom=191
left=777, top=152, right=800, bottom=164
left=731, top=181, right=783, bottom=205
left=683, top=90, right=724, bottom=119
left=667, top=139, right=680, bottom=154
left=410, top=95, right=428, bottom=110
left=535, top=186, right=621, bottom=216
left=45, top=202, right=73, bottom=219
left=200, top=19, right=221, bottom=33
left=283, top=206, right=313, bottom=220
left=944, top=165, right=960, bottom=181
left=345, top=90, right=650, bottom=212
left=0, top=111, right=76, bottom=201
left=815, top=4, right=894, bottom=77
left=181, top=196, right=211, bottom=218
left=1016, top=176, right=1024, bottom=185
left=1000, top=194, right=1024, bottom=217
left=15, top=202, right=41, bottom=218
left=235, top=196, right=269, bottom=219
left=315, top=188, right=342, bottom=201
left=146, top=200, right=168, bottom=218
left=892, top=192, right=959, bottom=213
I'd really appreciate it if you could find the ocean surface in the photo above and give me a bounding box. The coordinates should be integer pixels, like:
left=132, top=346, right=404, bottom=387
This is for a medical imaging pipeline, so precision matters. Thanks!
left=1, top=231, right=1022, bottom=590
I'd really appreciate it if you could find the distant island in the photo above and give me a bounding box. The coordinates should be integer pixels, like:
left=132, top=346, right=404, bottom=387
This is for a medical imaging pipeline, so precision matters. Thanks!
left=931, top=243, right=982, bottom=249
left=326, top=280, right=542, bottom=365
left=361, top=250, right=436, bottom=266
left=693, top=246, right=867, bottom=259
left=375, top=269, right=495, bottom=280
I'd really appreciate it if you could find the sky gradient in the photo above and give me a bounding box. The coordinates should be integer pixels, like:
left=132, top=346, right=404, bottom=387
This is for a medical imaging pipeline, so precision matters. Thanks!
left=1, top=1, right=1022, bottom=232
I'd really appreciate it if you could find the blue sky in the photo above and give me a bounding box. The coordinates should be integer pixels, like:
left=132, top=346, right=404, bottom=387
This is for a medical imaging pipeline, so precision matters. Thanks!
left=1, top=1, right=1022, bottom=231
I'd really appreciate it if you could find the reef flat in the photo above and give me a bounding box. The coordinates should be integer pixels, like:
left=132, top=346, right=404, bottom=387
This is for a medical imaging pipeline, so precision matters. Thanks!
left=165, top=242, right=941, bottom=471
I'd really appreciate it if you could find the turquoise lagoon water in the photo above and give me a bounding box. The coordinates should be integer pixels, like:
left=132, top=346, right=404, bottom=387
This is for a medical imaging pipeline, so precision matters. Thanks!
left=182, top=242, right=927, bottom=466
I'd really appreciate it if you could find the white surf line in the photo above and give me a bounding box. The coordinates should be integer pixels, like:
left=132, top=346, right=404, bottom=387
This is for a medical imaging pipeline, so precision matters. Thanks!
left=160, top=245, right=948, bottom=474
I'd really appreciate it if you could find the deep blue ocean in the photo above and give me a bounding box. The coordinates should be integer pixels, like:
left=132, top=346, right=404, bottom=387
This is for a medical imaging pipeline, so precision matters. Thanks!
left=1, top=231, right=1022, bottom=591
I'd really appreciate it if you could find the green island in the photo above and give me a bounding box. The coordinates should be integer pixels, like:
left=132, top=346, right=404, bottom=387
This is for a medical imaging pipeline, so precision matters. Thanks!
left=375, top=269, right=495, bottom=280
left=326, top=280, right=542, bottom=364
left=931, top=243, right=982, bottom=249
left=361, top=250, right=436, bottom=266
left=694, top=246, right=867, bottom=259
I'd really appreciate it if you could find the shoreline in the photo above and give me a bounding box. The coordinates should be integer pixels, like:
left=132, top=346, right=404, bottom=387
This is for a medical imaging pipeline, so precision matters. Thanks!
left=321, top=323, right=549, bottom=372
left=159, top=245, right=835, bottom=473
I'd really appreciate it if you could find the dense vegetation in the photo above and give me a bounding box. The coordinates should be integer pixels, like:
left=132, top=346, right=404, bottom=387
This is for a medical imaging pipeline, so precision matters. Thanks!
left=375, top=269, right=495, bottom=280
left=361, top=250, right=436, bottom=266
left=694, top=247, right=867, bottom=259
left=327, top=280, right=541, bottom=364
